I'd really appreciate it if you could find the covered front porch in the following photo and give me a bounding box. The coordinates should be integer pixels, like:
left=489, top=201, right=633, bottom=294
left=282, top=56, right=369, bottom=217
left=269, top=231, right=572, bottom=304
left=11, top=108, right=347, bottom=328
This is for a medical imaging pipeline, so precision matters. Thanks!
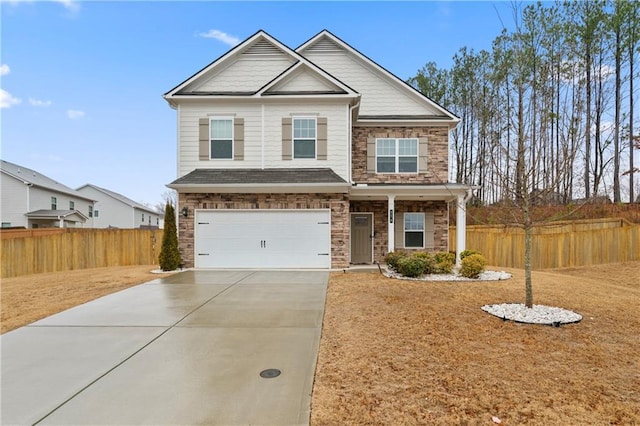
left=348, top=184, right=473, bottom=265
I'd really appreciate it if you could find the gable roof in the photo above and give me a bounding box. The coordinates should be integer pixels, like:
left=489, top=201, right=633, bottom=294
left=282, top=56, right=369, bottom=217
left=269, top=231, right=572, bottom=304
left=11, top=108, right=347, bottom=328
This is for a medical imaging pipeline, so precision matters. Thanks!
left=163, top=30, right=359, bottom=105
left=76, top=184, right=161, bottom=215
left=1, top=160, right=95, bottom=202
left=25, top=209, right=89, bottom=222
left=296, top=30, right=459, bottom=123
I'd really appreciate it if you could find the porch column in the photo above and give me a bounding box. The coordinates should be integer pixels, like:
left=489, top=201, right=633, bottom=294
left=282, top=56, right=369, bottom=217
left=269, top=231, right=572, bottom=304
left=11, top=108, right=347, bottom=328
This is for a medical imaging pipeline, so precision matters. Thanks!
left=387, top=195, right=395, bottom=254
left=456, top=193, right=467, bottom=266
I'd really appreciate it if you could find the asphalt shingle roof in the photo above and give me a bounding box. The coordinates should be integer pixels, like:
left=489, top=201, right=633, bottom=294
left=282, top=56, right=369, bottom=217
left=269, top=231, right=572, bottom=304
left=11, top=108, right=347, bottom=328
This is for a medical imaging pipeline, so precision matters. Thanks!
left=170, top=168, right=347, bottom=186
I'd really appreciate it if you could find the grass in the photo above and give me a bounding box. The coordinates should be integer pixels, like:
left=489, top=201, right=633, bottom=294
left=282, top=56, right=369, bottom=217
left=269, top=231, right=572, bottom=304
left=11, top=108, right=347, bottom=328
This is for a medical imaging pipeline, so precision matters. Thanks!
left=311, top=262, right=640, bottom=425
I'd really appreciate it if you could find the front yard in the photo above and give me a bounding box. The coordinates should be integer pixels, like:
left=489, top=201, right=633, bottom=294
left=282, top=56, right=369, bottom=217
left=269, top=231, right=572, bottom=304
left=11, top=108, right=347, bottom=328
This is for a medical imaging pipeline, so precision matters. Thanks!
left=311, top=262, right=640, bottom=425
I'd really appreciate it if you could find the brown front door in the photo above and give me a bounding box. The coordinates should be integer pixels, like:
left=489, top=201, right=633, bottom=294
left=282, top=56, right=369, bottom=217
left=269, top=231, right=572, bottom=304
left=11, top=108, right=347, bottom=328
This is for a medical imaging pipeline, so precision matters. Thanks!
left=351, top=213, right=373, bottom=264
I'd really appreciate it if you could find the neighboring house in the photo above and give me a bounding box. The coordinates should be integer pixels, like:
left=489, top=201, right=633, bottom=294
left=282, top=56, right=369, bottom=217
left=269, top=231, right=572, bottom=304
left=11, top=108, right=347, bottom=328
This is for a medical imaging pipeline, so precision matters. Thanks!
left=165, top=30, right=473, bottom=269
left=1, top=160, right=94, bottom=229
left=76, top=184, right=163, bottom=229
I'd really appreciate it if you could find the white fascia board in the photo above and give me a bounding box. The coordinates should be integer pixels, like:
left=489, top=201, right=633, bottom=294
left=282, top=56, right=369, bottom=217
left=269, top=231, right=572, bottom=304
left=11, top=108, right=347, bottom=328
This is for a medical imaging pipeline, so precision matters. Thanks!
left=164, top=30, right=296, bottom=98
left=167, top=183, right=350, bottom=194
left=356, top=119, right=460, bottom=128
left=167, top=93, right=359, bottom=101
left=257, top=58, right=358, bottom=97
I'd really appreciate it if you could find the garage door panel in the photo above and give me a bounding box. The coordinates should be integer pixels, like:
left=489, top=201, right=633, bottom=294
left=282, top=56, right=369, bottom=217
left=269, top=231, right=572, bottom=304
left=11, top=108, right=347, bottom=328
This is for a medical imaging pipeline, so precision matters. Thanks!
left=195, top=210, right=331, bottom=269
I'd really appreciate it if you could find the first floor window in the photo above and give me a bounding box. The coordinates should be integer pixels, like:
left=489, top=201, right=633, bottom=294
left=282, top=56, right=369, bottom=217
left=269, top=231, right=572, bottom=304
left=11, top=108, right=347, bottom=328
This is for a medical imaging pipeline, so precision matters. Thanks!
left=51, top=197, right=57, bottom=210
left=293, top=117, right=316, bottom=159
left=404, top=213, right=425, bottom=248
left=210, top=117, right=233, bottom=159
left=376, top=138, right=418, bottom=173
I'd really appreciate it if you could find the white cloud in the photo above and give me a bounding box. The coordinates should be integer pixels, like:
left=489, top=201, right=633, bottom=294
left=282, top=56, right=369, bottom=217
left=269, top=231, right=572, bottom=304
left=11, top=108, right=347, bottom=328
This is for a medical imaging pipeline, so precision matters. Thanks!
left=29, top=98, right=52, bottom=107
left=0, top=89, right=21, bottom=108
left=0, top=64, right=10, bottom=76
left=198, top=29, right=241, bottom=47
left=67, top=109, right=85, bottom=119
left=54, top=0, right=80, bottom=15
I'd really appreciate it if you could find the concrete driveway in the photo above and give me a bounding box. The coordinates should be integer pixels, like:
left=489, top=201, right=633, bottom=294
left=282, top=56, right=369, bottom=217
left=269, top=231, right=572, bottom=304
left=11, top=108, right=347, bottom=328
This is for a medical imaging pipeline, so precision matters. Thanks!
left=1, top=270, right=328, bottom=425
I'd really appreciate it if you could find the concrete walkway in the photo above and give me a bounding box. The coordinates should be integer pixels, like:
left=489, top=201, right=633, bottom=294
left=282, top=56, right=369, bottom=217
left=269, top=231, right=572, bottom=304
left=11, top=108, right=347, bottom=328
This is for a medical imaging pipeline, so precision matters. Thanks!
left=1, top=270, right=329, bottom=425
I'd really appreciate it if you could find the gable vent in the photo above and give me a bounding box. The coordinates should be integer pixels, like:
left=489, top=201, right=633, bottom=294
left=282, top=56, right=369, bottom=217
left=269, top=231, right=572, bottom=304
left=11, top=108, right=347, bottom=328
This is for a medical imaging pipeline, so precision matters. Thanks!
left=306, top=37, right=343, bottom=52
left=244, top=39, right=284, bottom=56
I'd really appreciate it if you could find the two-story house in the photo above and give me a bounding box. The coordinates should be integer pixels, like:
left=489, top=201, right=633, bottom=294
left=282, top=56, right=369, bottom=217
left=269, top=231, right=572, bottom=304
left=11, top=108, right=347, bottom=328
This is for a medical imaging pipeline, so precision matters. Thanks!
left=165, top=30, right=473, bottom=269
left=76, top=184, right=163, bottom=229
left=1, top=160, right=94, bottom=228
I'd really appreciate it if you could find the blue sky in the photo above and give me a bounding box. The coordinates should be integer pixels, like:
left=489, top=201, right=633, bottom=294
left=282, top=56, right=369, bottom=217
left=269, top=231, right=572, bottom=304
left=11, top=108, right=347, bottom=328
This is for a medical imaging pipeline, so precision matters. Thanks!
left=1, top=0, right=517, bottom=208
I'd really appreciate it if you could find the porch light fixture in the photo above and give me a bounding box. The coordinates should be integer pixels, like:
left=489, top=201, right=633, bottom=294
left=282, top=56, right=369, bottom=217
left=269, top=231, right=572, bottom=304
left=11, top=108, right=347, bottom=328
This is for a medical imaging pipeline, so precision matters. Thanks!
left=181, top=207, right=188, bottom=217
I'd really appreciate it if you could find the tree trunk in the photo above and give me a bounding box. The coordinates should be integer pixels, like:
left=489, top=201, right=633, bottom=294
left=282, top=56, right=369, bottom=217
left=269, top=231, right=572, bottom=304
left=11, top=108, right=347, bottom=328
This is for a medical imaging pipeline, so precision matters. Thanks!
left=524, top=209, right=533, bottom=308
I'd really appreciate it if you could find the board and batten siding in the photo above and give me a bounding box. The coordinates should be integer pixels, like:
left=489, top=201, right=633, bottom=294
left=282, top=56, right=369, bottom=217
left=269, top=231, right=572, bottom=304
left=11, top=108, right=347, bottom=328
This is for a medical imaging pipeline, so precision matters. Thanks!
left=302, top=51, right=440, bottom=117
left=190, top=57, right=295, bottom=93
left=0, top=174, right=29, bottom=227
left=178, top=101, right=350, bottom=181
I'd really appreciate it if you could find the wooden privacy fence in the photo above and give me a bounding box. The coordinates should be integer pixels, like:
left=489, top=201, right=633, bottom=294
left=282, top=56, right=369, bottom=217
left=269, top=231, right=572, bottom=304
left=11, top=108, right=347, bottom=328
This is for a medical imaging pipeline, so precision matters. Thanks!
left=450, top=218, right=640, bottom=269
left=1, top=228, right=163, bottom=278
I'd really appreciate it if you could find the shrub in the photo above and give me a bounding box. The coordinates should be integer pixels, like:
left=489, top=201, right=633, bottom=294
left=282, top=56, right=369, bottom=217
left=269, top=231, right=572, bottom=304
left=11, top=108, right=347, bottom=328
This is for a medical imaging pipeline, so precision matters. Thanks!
left=432, top=251, right=455, bottom=274
left=412, top=251, right=435, bottom=274
left=396, top=256, right=427, bottom=278
left=159, top=203, right=182, bottom=271
left=384, top=251, right=408, bottom=271
left=460, top=253, right=488, bottom=279
left=459, top=249, right=480, bottom=260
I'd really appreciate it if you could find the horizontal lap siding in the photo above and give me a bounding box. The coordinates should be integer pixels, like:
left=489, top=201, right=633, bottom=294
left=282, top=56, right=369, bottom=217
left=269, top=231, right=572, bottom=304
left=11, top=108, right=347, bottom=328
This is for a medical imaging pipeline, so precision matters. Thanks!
left=303, top=51, right=438, bottom=116
left=264, top=103, right=349, bottom=180
left=192, top=57, right=294, bottom=93
left=178, top=104, right=263, bottom=176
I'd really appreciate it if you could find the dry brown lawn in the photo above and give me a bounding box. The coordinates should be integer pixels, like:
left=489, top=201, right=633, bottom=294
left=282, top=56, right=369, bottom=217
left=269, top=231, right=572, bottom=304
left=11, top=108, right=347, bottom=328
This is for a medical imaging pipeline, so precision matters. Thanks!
left=1, top=265, right=165, bottom=334
left=311, top=262, right=640, bottom=425
left=2, top=263, right=638, bottom=424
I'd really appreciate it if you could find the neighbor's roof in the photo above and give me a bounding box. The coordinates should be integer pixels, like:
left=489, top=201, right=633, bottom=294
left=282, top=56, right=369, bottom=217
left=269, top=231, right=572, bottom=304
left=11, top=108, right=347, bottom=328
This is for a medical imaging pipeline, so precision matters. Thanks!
left=76, top=184, right=162, bottom=216
left=169, top=168, right=348, bottom=186
left=1, top=160, right=95, bottom=202
left=25, top=209, right=89, bottom=221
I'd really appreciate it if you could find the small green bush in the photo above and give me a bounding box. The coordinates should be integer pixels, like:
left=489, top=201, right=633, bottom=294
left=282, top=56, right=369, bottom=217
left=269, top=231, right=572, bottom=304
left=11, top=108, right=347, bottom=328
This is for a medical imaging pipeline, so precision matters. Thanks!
left=396, top=256, right=427, bottom=278
left=459, top=249, right=480, bottom=260
left=384, top=251, right=408, bottom=272
left=432, top=251, right=455, bottom=274
left=412, top=251, right=435, bottom=274
left=460, top=253, right=488, bottom=278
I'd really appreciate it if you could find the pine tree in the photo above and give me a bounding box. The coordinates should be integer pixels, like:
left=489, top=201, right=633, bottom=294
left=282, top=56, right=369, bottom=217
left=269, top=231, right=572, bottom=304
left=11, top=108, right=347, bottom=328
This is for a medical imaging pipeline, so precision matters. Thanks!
left=159, top=203, right=181, bottom=271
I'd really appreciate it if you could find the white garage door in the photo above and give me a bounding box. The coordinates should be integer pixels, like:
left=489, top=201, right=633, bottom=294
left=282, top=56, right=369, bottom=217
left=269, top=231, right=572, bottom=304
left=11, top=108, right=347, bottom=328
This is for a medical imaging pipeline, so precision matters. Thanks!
left=195, top=210, right=331, bottom=269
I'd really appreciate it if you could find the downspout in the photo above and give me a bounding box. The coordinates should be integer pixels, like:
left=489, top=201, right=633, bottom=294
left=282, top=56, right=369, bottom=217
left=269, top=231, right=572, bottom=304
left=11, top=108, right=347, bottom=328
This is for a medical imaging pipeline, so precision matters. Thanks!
left=348, top=96, right=361, bottom=184
left=261, top=103, right=265, bottom=170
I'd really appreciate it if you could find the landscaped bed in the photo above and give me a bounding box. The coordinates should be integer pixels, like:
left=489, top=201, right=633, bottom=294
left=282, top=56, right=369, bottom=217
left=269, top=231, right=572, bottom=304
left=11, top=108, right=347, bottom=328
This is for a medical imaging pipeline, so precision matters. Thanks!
left=311, top=261, right=640, bottom=425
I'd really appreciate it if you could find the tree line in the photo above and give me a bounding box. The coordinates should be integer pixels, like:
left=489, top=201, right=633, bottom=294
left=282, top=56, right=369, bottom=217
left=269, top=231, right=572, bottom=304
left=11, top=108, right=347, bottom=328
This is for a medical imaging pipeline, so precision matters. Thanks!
left=409, top=0, right=639, bottom=205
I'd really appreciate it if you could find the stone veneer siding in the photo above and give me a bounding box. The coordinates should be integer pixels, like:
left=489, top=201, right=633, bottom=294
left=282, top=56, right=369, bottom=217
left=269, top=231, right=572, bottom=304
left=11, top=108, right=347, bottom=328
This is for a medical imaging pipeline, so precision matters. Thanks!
left=178, top=192, right=349, bottom=269
left=350, top=200, right=449, bottom=263
left=352, top=126, right=449, bottom=184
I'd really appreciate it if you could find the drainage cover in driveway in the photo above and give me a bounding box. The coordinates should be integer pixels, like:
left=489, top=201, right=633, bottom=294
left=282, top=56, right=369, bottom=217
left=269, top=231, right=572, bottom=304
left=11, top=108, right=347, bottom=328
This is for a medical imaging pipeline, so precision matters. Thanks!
left=260, top=368, right=281, bottom=378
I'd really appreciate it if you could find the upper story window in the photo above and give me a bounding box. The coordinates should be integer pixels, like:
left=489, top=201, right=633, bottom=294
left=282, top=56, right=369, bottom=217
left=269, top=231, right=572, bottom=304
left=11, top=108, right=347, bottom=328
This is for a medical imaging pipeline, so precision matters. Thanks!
left=404, top=213, right=425, bottom=248
left=69, top=201, right=75, bottom=210
left=51, top=196, right=57, bottom=210
left=142, top=213, right=145, bottom=223
left=376, top=138, right=418, bottom=173
left=210, top=118, right=234, bottom=159
left=293, top=118, right=316, bottom=159
left=88, top=205, right=93, bottom=218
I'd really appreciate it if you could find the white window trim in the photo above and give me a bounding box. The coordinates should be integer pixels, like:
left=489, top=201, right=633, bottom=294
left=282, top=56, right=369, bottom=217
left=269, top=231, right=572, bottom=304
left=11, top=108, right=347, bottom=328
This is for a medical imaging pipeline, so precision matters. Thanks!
left=375, top=138, right=419, bottom=174
left=404, top=212, right=425, bottom=249
left=209, top=116, right=234, bottom=160
left=292, top=116, right=317, bottom=160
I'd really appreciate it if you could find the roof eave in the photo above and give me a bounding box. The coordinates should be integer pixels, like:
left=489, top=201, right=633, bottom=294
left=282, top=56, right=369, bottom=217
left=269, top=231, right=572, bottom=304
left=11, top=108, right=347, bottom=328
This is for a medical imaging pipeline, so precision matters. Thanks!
left=167, top=182, right=350, bottom=194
